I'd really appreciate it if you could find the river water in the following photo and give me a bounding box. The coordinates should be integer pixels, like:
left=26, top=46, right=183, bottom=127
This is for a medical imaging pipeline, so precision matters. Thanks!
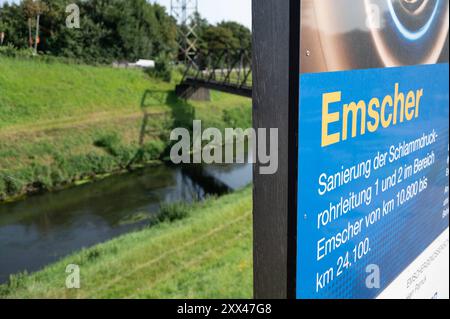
left=0, top=161, right=252, bottom=284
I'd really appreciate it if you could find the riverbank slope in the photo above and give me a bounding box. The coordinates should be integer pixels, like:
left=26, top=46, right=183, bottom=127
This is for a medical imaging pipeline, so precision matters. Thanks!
left=0, top=187, right=253, bottom=298
left=0, top=57, right=252, bottom=201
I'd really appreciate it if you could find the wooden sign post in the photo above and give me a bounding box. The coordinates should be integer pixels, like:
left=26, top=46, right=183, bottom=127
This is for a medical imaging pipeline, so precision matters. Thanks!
left=252, top=0, right=300, bottom=299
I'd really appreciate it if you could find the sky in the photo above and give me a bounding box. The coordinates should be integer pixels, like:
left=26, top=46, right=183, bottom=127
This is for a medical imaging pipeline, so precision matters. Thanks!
left=0, top=0, right=252, bottom=30
left=152, top=0, right=252, bottom=29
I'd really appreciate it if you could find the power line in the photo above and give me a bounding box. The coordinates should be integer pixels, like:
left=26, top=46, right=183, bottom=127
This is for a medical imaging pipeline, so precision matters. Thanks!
left=170, top=0, right=199, bottom=65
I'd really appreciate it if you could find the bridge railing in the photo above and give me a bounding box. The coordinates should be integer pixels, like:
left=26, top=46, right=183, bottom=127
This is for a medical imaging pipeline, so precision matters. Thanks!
left=180, top=48, right=252, bottom=95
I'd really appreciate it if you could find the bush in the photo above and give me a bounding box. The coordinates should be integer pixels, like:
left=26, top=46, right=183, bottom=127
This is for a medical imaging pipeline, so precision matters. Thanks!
left=56, top=153, right=117, bottom=178
left=94, top=133, right=121, bottom=152
left=0, top=44, right=34, bottom=58
left=141, top=140, right=166, bottom=161
left=0, top=45, right=97, bottom=65
left=113, top=145, right=137, bottom=165
left=84, top=153, right=118, bottom=174
left=94, top=133, right=131, bottom=161
left=31, top=164, right=53, bottom=189
left=128, top=139, right=166, bottom=166
left=2, top=175, right=25, bottom=196
left=50, top=167, right=69, bottom=186
left=94, top=133, right=151, bottom=167
left=155, top=202, right=190, bottom=223
left=145, top=54, right=172, bottom=82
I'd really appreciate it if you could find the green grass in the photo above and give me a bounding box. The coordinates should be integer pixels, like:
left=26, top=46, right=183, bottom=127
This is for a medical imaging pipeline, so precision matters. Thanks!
left=0, top=57, right=252, bottom=200
left=0, top=187, right=253, bottom=299
left=0, top=57, right=163, bottom=128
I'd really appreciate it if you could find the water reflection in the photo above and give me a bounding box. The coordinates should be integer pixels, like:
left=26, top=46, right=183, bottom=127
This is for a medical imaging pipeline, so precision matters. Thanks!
left=0, top=160, right=252, bottom=284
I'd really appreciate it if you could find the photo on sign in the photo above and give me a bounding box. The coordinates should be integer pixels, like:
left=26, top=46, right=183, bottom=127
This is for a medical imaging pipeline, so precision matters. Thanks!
left=295, top=0, right=449, bottom=299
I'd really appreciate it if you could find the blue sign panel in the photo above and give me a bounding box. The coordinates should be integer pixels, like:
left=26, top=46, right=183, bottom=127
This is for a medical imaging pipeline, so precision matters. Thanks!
left=296, top=64, right=449, bottom=299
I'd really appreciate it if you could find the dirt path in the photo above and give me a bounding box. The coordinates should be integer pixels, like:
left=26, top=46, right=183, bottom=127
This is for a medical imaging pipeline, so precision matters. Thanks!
left=0, top=109, right=169, bottom=140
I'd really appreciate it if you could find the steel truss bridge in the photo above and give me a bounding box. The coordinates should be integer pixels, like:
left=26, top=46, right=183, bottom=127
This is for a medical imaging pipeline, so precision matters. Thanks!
left=176, top=48, right=252, bottom=99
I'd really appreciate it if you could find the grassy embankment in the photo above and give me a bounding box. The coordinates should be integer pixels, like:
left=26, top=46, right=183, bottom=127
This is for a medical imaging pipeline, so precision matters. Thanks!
left=0, top=56, right=253, bottom=298
left=0, top=56, right=252, bottom=201
left=0, top=187, right=253, bottom=299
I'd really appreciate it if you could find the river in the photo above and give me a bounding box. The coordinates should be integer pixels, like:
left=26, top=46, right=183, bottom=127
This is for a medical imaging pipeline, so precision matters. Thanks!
left=0, top=160, right=252, bottom=284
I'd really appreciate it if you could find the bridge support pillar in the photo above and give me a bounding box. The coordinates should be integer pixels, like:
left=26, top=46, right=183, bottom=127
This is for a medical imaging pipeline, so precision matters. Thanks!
left=175, top=84, right=211, bottom=101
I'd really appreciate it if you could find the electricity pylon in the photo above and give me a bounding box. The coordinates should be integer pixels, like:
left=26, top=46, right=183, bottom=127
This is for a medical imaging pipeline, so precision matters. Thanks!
left=170, top=0, right=199, bottom=65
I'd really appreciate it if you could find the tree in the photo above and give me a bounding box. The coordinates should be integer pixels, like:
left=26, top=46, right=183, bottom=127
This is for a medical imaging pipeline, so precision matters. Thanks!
left=22, top=0, right=48, bottom=53
left=217, top=21, right=251, bottom=49
left=23, top=0, right=37, bottom=48
left=197, top=21, right=251, bottom=65
left=0, top=1, right=250, bottom=65
left=202, top=26, right=238, bottom=50
left=194, top=15, right=251, bottom=53
left=0, top=3, right=28, bottom=48
left=0, top=20, right=5, bottom=46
